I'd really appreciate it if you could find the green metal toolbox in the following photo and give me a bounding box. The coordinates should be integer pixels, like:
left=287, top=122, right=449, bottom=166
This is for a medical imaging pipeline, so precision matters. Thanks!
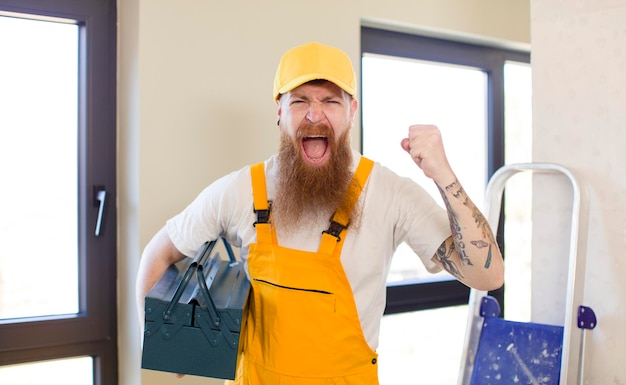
left=141, top=238, right=250, bottom=380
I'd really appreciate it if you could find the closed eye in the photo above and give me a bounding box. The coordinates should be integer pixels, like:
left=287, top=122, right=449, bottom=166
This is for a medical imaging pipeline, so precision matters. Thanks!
left=322, top=96, right=342, bottom=104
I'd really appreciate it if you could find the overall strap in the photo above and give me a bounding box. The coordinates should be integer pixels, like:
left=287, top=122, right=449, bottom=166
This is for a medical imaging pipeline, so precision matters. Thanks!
left=319, top=157, right=375, bottom=256
left=250, top=162, right=274, bottom=245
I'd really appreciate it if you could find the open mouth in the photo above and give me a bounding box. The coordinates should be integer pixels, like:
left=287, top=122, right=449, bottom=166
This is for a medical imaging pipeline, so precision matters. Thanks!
left=302, top=135, right=329, bottom=164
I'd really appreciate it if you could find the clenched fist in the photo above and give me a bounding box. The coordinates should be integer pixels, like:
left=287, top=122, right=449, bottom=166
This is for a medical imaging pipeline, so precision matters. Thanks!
left=400, top=124, right=456, bottom=187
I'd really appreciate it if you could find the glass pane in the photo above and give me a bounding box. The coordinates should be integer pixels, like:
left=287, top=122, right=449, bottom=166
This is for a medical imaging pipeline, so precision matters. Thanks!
left=378, top=305, right=467, bottom=384
left=0, top=356, right=93, bottom=385
left=503, top=61, right=533, bottom=322
left=362, top=54, right=488, bottom=284
left=0, top=16, right=79, bottom=319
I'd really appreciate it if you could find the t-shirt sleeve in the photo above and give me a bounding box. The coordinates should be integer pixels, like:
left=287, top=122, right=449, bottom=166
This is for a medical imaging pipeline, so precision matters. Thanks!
left=166, top=167, right=254, bottom=257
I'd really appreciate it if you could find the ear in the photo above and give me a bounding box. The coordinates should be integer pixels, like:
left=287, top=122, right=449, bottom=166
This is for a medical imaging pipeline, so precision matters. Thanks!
left=349, top=97, right=358, bottom=121
left=276, top=98, right=282, bottom=126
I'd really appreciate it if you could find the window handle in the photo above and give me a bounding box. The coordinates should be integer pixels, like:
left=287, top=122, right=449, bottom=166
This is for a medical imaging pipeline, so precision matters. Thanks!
left=95, top=188, right=107, bottom=237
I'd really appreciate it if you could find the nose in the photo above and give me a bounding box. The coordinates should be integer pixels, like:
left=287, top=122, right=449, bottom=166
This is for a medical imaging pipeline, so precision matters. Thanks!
left=306, top=102, right=325, bottom=124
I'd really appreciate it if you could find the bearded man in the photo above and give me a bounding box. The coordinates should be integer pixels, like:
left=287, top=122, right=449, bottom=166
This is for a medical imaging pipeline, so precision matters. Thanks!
left=136, top=41, right=504, bottom=385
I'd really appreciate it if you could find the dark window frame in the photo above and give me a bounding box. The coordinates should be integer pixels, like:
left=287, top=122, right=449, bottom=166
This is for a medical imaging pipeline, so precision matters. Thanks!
left=360, top=26, right=530, bottom=315
left=0, top=1, right=117, bottom=384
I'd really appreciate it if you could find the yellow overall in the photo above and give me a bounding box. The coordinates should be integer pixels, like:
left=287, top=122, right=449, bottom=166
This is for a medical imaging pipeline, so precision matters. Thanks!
left=234, top=157, right=378, bottom=385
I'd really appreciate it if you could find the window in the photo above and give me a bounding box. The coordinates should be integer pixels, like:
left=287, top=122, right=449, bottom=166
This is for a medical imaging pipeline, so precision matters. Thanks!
left=361, top=26, right=530, bottom=384
left=0, top=1, right=117, bottom=384
left=362, top=53, right=488, bottom=285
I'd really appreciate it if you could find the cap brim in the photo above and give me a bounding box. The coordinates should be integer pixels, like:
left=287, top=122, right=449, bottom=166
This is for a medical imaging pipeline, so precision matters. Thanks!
left=275, top=74, right=356, bottom=100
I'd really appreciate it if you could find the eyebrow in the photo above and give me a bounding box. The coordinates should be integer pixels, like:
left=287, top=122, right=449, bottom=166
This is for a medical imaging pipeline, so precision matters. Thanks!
left=289, top=92, right=342, bottom=102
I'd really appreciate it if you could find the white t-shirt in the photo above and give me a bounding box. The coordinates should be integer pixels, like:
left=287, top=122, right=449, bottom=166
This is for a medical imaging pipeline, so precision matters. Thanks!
left=167, top=151, right=450, bottom=350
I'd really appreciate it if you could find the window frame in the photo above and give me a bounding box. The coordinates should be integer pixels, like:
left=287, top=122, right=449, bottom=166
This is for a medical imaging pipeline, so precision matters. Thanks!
left=0, top=0, right=117, bottom=383
left=360, top=26, right=530, bottom=314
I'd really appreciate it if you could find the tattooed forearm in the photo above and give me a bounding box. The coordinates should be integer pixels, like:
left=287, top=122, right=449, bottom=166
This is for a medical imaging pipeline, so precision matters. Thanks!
left=431, top=178, right=503, bottom=289
left=439, top=179, right=498, bottom=270
left=434, top=240, right=463, bottom=279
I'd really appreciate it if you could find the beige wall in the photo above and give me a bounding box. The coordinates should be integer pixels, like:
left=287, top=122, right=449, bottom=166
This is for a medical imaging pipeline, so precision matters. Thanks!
left=531, top=0, right=626, bottom=383
left=118, top=1, right=530, bottom=384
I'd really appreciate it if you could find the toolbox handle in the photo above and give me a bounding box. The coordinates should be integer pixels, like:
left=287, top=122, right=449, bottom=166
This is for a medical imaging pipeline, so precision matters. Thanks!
left=193, top=237, right=237, bottom=265
left=222, top=238, right=237, bottom=263
left=163, top=238, right=235, bottom=322
left=196, top=263, right=221, bottom=327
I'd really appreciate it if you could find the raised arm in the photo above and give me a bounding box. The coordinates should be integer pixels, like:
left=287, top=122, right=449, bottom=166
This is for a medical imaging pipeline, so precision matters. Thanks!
left=135, top=226, right=187, bottom=328
left=401, top=124, right=503, bottom=291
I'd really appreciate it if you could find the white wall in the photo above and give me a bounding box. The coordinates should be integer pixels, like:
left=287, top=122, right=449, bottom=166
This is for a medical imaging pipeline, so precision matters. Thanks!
left=118, top=1, right=530, bottom=384
left=531, top=0, right=626, bottom=383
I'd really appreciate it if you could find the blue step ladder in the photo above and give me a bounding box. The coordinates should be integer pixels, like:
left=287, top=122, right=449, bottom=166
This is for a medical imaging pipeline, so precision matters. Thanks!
left=457, top=163, right=596, bottom=385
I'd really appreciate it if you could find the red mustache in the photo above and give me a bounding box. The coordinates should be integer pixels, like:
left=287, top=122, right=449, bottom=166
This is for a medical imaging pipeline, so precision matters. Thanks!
left=296, top=122, right=334, bottom=140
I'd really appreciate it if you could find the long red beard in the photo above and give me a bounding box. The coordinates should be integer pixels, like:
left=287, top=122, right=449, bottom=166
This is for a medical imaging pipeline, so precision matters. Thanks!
left=273, top=123, right=358, bottom=233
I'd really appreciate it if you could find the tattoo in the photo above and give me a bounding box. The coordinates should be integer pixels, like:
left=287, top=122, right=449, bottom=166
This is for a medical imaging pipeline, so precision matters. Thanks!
left=444, top=180, right=493, bottom=236
left=484, top=244, right=493, bottom=268
left=434, top=240, right=463, bottom=279
left=471, top=240, right=489, bottom=248
left=438, top=181, right=473, bottom=267
left=440, top=179, right=497, bottom=270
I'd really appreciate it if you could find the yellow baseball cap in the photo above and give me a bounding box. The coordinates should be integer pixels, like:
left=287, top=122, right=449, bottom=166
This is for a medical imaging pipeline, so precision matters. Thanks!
left=273, top=42, right=356, bottom=100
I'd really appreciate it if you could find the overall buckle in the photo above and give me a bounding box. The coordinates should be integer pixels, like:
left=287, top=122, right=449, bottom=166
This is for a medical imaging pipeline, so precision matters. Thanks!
left=253, top=201, right=271, bottom=226
left=323, top=220, right=347, bottom=242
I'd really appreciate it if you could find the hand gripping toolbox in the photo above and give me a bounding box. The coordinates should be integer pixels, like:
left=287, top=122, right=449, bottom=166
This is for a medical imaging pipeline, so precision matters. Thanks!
left=141, top=238, right=250, bottom=379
